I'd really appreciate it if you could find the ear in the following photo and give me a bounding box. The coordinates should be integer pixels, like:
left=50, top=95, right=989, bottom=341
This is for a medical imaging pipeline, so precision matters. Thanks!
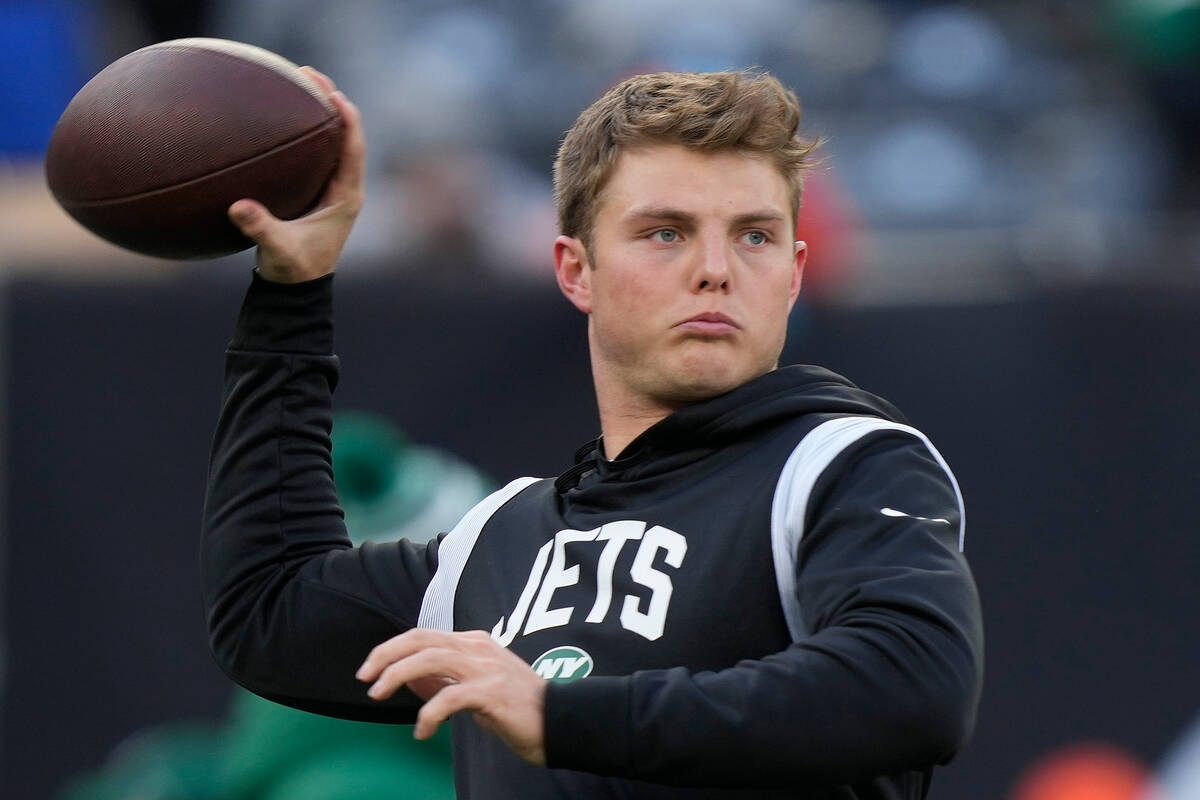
left=787, top=240, right=807, bottom=311
left=554, top=235, right=593, bottom=314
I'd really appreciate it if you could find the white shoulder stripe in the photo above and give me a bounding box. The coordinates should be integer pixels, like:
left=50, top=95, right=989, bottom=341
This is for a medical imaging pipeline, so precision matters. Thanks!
left=417, top=476, right=541, bottom=632
left=770, top=417, right=965, bottom=641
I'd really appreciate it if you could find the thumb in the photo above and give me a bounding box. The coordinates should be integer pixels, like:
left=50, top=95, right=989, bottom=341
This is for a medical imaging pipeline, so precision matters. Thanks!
left=228, top=199, right=279, bottom=243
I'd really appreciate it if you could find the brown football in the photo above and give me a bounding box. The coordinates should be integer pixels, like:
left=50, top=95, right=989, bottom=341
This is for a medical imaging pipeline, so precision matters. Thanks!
left=45, top=38, right=343, bottom=260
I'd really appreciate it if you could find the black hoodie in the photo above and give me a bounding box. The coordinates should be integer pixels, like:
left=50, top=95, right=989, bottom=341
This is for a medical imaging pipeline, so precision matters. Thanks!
left=203, top=274, right=983, bottom=799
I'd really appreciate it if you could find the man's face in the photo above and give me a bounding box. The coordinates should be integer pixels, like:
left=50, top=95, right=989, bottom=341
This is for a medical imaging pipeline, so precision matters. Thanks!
left=555, top=143, right=805, bottom=412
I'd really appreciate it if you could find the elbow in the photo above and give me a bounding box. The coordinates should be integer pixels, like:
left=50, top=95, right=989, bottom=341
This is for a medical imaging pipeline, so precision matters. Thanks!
left=904, top=604, right=986, bottom=766
left=911, top=681, right=980, bottom=765
left=898, top=648, right=984, bottom=767
left=858, top=626, right=984, bottom=777
left=205, top=598, right=255, bottom=688
left=203, top=581, right=279, bottom=693
left=201, top=545, right=301, bottom=693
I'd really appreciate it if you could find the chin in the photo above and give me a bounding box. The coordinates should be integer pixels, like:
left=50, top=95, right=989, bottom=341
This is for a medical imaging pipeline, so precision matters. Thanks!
left=661, top=360, right=763, bottom=404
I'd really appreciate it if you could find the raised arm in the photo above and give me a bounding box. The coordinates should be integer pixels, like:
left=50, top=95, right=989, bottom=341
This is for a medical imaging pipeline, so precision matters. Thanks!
left=202, top=72, right=434, bottom=722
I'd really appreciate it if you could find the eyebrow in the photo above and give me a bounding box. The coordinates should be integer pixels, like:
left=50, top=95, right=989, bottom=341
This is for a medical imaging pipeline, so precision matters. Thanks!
left=623, top=206, right=694, bottom=225
left=623, top=205, right=787, bottom=228
left=730, top=210, right=788, bottom=228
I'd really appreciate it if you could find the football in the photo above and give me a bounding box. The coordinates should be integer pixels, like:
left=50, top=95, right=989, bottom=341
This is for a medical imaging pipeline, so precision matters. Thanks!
left=45, top=38, right=343, bottom=260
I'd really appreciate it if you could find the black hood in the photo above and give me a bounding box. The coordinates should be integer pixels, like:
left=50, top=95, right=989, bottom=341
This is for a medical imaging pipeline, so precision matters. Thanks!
left=556, top=365, right=906, bottom=491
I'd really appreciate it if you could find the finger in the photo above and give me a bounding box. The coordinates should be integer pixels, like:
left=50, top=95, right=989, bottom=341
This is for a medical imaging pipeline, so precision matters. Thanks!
left=414, top=682, right=474, bottom=740
left=357, top=631, right=418, bottom=682
left=299, top=66, right=337, bottom=95
left=228, top=199, right=281, bottom=243
left=408, top=675, right=455, bottom=701
left=367, top=647, right=464, bottom=700
left=324, top=91, right=366, bottom=202
left=357, top=628, right=468, bottom=682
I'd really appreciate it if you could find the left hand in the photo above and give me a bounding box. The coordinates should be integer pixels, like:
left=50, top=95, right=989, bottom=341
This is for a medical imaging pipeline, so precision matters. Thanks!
left=357, top=629, right=547, bottom=765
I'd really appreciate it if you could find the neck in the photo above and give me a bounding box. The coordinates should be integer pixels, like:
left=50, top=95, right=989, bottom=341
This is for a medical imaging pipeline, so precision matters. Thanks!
left=597, top=403, right=673, bottom=461
left=591, top=367, right=684, bottom=460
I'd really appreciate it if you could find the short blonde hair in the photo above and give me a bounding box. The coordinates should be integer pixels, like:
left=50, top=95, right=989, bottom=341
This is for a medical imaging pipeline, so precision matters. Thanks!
left=553, top=70, right=821, bottom=246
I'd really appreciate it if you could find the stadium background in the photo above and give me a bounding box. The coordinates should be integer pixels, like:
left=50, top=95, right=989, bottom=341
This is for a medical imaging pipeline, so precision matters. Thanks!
left=2, top=0, right=1198, bottom=798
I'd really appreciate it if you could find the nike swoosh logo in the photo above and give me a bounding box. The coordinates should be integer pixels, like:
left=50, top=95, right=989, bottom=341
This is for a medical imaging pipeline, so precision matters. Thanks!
left=881, top=507, right=952, bottom=525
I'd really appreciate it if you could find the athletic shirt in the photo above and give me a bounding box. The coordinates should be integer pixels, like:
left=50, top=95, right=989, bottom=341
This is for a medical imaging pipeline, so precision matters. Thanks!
left=203, top=273, right=983, bottom=799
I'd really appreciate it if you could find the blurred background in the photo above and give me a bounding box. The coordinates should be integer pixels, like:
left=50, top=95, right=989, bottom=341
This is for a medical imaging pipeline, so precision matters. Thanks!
left=2, top=0, right=1198, bottom=798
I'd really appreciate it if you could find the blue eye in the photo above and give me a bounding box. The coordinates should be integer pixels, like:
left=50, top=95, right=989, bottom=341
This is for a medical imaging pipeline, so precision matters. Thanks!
left=744, top=231, right=767, bottom=246
left=652, top=229, right=678, bottom=243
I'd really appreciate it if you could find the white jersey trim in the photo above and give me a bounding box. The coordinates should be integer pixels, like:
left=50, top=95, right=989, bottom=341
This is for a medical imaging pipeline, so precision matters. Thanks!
left=770, top=417, right=965, bottom=641
left=417, top=476, right=541, bottom=632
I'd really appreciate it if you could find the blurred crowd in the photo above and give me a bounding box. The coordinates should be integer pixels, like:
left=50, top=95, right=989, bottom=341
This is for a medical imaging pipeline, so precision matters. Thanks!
left=1, top=0, right=1197, bottom=300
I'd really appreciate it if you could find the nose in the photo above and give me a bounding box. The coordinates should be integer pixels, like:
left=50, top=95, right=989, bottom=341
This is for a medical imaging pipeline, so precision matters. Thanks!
left=693, top=233, right=731, bottom=293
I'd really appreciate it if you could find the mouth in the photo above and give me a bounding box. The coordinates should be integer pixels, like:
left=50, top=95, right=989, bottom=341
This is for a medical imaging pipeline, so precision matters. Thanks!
left=675, top=312, right=740, bottom=335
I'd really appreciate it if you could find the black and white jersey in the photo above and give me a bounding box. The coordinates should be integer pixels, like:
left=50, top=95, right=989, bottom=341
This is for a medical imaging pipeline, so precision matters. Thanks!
left=203, top=274, right=983, bottom=799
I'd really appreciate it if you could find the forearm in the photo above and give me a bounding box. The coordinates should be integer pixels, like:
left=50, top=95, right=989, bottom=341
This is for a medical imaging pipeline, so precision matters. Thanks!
left=545, top=601, right=978, bottom=787
left=203, top=273, right=344, bottom=652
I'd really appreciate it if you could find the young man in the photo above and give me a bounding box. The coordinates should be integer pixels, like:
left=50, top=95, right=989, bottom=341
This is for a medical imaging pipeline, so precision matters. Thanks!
left=206, top=69, right=983, bottom=798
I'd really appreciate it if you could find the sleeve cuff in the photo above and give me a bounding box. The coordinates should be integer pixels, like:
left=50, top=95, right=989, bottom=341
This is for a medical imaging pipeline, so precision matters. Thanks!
left=230, top=270, right=335, bottom=354
left=543, top=675, right=635, bottom=776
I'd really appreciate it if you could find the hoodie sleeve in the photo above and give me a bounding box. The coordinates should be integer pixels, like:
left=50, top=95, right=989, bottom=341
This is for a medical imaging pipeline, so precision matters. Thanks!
left=542, top=430, right=984, bottom=787
left=201, top=272, right=438, bottom=722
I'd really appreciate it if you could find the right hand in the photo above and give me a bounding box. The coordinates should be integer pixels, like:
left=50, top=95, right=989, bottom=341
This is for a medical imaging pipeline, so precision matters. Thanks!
left=228, top=67, right=366, bottom=284
left=356, top=629, right=548, bottom=766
